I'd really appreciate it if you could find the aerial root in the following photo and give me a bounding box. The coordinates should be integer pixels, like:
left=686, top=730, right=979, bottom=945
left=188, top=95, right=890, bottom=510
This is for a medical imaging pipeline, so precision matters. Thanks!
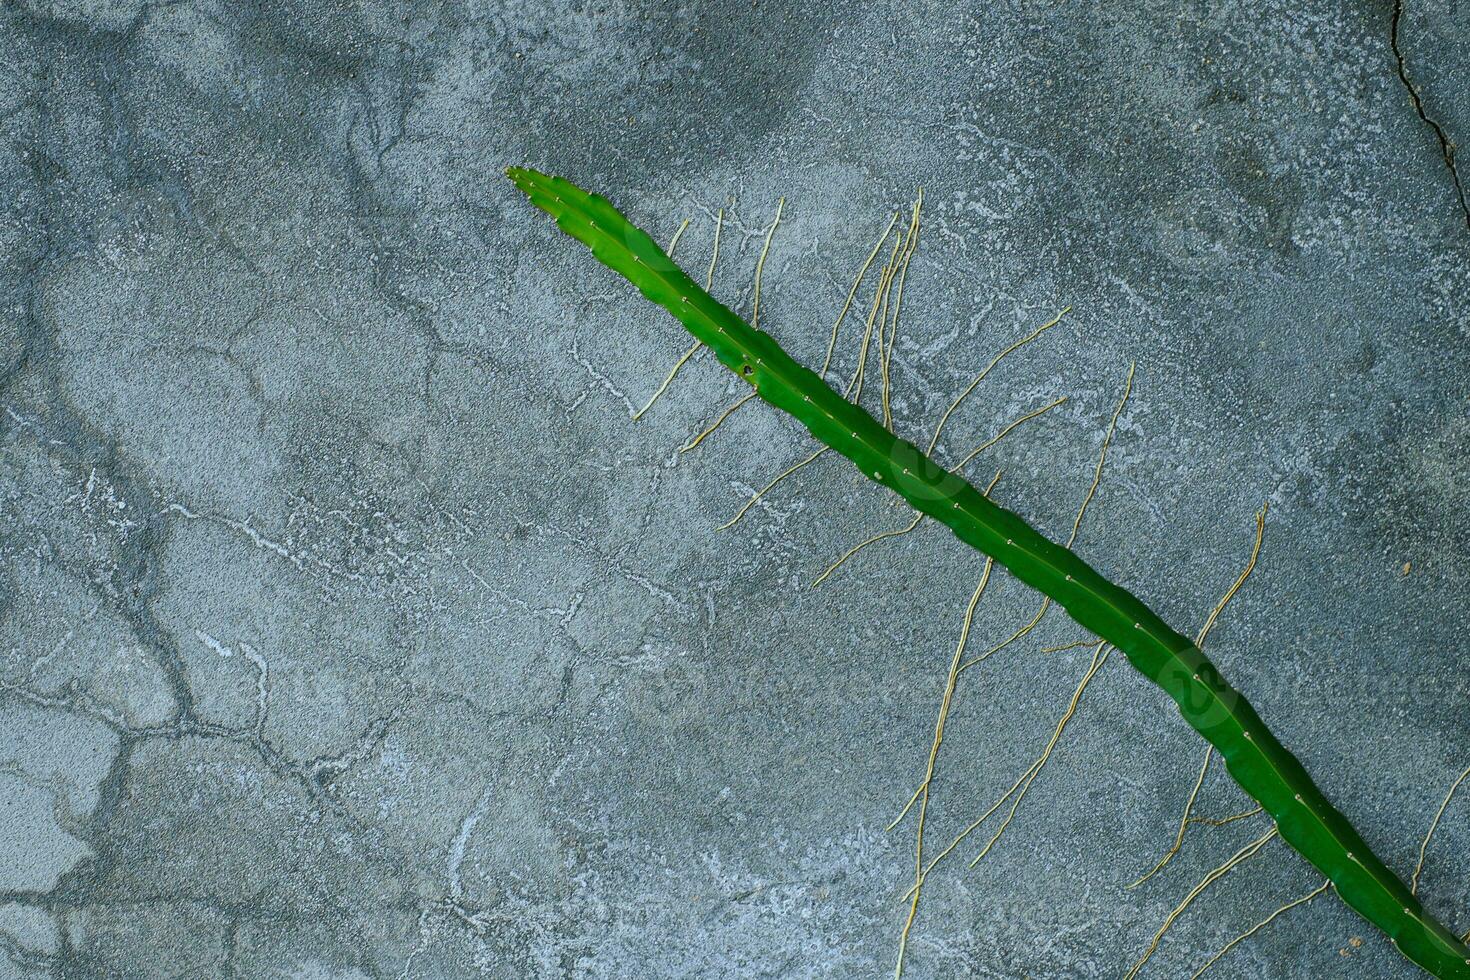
left=666, top=217, right=691, bottom=257
left=1123, top=826, right=1279, bottom=980
left=886, top=497, right=1001, bottom=830
left=822, top=211, right=901, bottom=379
left=944, top=364, right=1125, bottom=676
left=1131, top=746, right=1215, bottom=889
left=710, top=203, right=921, bottom=527
left=706, top=208, right=723, bottom=290
left=949, top=364, right=1130, bottom=693
left=676, top=198, right=784, bottom=451
left=894, top=558, right=995, bottom=980
left=956, top=599, right=1049, bottom=676
left=1133, top=502, right=1269, bottom=888
left=966, top=641, right=1112, bottom=868
left=631, top=209, right=723, bottom=420
left=948, top=397, right=1067, bottom=474
left=882, top=191, right=923, bottom=431
left=718, top=447, right=830, bottom=531
left=900, top=771, right=1028, bottom=900
left=947, top=377, right=1120, bottom=676
left=898, top=641, right=1112, bottom=898
left=632, top=341, right=703, bottom=421
left=924, top=306, right=1072, bottom=456
left=1065, top=361, right=1133, bottom=548
left=889, top=779, right=925, bottom=835
left=752, top=197, right=785, bottom=331
left=1187, top=880, right=1330, bottom=979
left=813, top=395, right=1063, bottom=588
left=1412, top=762, right=1470, bottom=894
left=712, top=206, right=918, bottom=526
left=1187, top=806, right=1263, bottom=829
left=1040, top=638, right=1099, bottom=654
left=845, top=233, right=904, bottom=405
left=814, top=512, right=925, bottom=589
left=1195, top=502, right=1268, bottom=649
left=680, top=391, right=757, bottom=453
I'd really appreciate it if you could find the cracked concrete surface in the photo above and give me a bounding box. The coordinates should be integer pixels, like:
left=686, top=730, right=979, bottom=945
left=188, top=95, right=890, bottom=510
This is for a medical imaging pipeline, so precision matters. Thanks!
left=1, top=1, right=1467, bottom=978
left=1392, top=0, right=1470, bottom=230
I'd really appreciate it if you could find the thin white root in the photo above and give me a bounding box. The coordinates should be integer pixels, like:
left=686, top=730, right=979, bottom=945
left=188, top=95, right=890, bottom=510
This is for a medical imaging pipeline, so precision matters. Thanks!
left=967, top=642, right=1112, bottom=868
left=924, top=307, right=1072, bottom=456
left=632, top=341, right=703, bottom=421
left=631, top=210, right=722, bottom=420
left=680, top=391, right=756, bottom=453
left=1412, top=763, right=1470, bottom=894
left=894, top=560, right=995, bottom=979
left=718, top=448, right=829, bottom=531
left=752, top=198, right=784, bottom=331
left=1123, top=827, right=1279, bottom=980
left=1188, top=881, right=1330, bottom=979
left=1130, top=746, right=1215, bottom=889
left=1133, top=503, right=1269, bottom=887
left=814, top=513, right=925, bottom=589
left=814, top=396, right=1062, bottom=588
left=900, top=641, right=1111, bottom=897
left=882, top=192, right=922, bottom=431
left=822, top=212, right=900, bottom=380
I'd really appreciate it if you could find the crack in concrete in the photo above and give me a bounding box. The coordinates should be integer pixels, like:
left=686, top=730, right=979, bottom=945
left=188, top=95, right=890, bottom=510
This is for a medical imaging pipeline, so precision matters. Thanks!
left=1390, top=0, right=1470, bottom=232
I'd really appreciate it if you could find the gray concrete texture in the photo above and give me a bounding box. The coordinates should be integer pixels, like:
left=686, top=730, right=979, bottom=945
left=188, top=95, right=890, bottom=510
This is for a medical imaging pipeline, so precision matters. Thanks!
left=0, top=0, right=1467, bottom=977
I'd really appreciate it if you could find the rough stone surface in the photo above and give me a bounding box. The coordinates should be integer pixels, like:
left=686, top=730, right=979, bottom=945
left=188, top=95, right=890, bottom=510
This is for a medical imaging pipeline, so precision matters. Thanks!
left=1, top=2, right=1467, bottom=978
